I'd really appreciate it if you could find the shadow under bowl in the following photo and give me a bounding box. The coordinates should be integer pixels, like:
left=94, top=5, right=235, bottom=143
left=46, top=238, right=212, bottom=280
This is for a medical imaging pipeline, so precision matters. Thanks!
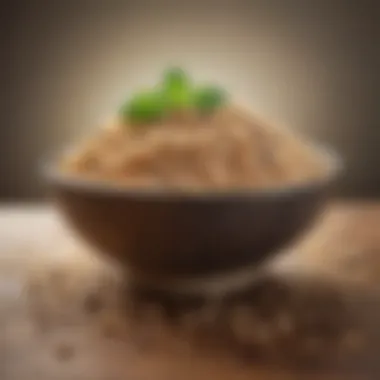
left=43, top=151, right=342, bottom=278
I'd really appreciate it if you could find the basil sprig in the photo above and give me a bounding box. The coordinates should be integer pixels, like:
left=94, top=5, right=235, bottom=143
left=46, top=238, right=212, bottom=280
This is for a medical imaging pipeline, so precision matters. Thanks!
left=119, top=68, right=227, bottom=125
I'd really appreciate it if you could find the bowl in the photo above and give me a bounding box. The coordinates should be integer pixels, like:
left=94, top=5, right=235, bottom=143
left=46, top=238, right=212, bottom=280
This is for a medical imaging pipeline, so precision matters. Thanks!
left=43, top=148, right=342, bottom=278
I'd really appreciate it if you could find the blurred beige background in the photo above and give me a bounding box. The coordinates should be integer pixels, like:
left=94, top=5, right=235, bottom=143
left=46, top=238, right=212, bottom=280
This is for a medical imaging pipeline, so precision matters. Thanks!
left=2, top=0, right=378, bottom=199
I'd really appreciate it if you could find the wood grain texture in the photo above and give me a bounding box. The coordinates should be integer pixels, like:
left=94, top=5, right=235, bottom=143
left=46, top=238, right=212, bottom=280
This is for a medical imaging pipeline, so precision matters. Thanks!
left=1, top=202, right=380, bottom=380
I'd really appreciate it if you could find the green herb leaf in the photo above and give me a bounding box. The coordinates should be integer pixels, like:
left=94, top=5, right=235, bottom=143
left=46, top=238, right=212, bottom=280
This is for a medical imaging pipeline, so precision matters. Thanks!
left=162, top=67, right=193, bottom=110
left=193, top=86, right=227, bottom=113
left=120, top=91, right=165, bottom=124
left=163, top=67, right=190, bottom=92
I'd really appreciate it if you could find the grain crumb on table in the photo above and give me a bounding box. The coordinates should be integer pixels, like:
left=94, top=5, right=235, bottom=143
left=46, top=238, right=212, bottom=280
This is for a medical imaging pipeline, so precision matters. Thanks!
left=83, top=292, right=104, bottom=314
left=55, top=342, right=75, bottom=362
left=21, top=254, right=380, bottom=379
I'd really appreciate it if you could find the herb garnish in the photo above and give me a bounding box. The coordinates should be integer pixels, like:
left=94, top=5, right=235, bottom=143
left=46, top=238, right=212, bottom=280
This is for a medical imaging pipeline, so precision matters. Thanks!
left=119, top=68, right=227, bottom=125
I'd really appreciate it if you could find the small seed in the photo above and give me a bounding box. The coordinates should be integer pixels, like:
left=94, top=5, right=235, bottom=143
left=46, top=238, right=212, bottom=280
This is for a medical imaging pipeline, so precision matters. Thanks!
left=55, top=342, right=75, bottom=362
left=83, top=292, right=103, bottom=314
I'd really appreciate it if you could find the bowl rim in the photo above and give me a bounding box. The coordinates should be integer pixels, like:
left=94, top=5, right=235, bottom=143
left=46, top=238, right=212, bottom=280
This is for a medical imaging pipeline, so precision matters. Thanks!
left=41, top=143, right=344, bottom=201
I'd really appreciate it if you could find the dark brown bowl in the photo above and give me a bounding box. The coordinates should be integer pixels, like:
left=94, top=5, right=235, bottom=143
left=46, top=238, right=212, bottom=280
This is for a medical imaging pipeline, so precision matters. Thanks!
left=43, top=148, right=342, bottom=278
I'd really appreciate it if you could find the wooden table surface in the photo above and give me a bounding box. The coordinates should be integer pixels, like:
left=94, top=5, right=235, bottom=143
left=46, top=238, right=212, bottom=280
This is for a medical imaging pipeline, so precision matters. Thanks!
left=1, top=201, right=380, bottom=380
